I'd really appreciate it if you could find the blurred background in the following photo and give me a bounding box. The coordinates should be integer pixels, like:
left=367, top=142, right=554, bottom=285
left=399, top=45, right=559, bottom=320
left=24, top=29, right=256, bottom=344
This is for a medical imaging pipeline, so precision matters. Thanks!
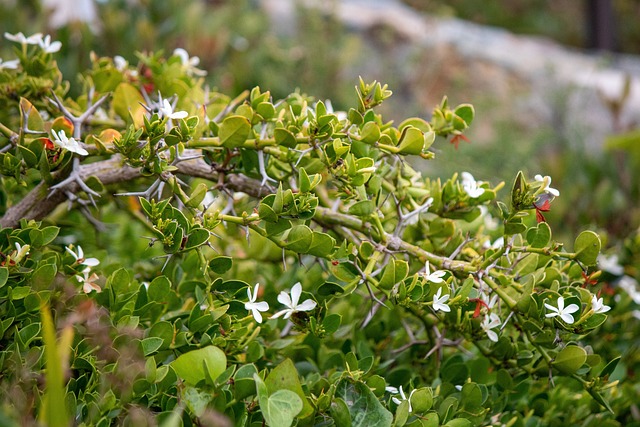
left=2, top=0, right=639, bottom=246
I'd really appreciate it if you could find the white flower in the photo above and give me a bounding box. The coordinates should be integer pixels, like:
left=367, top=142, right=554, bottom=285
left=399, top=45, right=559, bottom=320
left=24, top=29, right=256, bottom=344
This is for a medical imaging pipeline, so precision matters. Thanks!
left=432, top=287, right=451, bottom=312
left=173, top=48, right=207, bottom=77
left=51, top=130, right=89, bottom=156
left=483, top=236, right=504, bottom=250
left=38, top=35, right=62, bottom=53
left=244, top=283, right=270, bottom=323
left=0, top=58, right=20, bottom=70
left=424, top=261, right=446, bottom=284
left=591, top=295, right=611, bottom=314
left=534, top=174, right=560, bottom=197
left=618, top=275, right=640, bottom=304
left=12, top=242, right=31, bottom=263
left=388, top=386, right=415, bottom=412
left=114, top=55, right=128, bottom=71
left=4, top=32, right=42, bottom=45
left=481, top=313, right=501, bottom=342
left=65, top=245, right=100, bottom=267
left=460, top=171, right=485, bottom=198
left=480, top=292, right=499, bottom=311
left=597, top=254, right=624, bottom=276
left=544, top=296, right=579, bottom=324
left=76, top=267, right=101, bottom=294
left=159, top=99, right=188, bottom=120
left=14, top=242, right=30, bottom=256
left=41, top=0, right=101, bottom=32
left=271, top=282, right=317, bottom=319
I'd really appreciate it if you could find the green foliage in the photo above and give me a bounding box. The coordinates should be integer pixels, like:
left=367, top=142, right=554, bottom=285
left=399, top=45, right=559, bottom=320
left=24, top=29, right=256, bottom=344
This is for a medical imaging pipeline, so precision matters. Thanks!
left=0, top=33, right=638, bottom=427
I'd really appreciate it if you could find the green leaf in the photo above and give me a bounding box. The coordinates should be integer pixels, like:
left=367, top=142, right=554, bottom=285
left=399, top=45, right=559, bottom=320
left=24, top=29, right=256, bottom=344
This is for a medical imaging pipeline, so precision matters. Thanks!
left=255, top=373, right=303, bottom=427
left=256, top=102, right=276, bottom=119
left=348, top=200, right=375, bottom=217
left=285, top=225, right=313, bottom=253
left=318, top=282, right=345, bottom=297
left=397, top=126, right=425, bottom=155
left=184, top=228, right=210, bottom=250
left=322, top=314, right=342, bottom=334
left=307, top=232, right=336, bottom=258
left=574, top=230, right=601, bottom=266
left=599, top=356, right=621, bottom=378
left=39, top=306, right=71, bottom=427
left=0, top=267, right=8, bottom=288
left=411, top=387, right=433, bottom=414
left=274, top=128, right=298, bottom=148
left=32, top=264, right=57, bottom=290
left=267, top=390, right=303, bottom=427
left=148, top=276, right=171, bottom=301
left=180, top=386, right=212, bottom=418
left=140, top=337, right=164, bottom=356
left=330, top=398, right=352, bottom=427
left=266, top=359, right=313, bottom=418
left=444, top=419, right=472, bottom=427
left=360, top=122, right=381, bottom=144
left=378, top=259, right=408, bottom=290
left=186, top=183, right=209, bottom=208
left=234, top=364, right=258, bottom=400
left=20, top=98, right=45, bottom=132
left=460, top=383, right=483, bottom=408
left=209, top=256, right=233, bottom=274
left=335, top=378, right=393, bottom=427
left=219, top=115, right=252, bottom=148
left=526, top=222, right=552, bottom=248
left=258, top=203, right=278, bottom=223
left=112, top=83, right=146, bottom=126
left=553, top=345, right=587, bottom=375
left=454, top=104, right=474, bottom=126
left=171, top=346, right=227, bottom=385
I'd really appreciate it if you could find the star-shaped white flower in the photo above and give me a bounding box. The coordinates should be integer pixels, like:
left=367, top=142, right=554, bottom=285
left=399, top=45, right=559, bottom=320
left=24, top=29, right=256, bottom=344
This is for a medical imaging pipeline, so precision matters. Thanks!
left=65, top=245, right=100, bottom=267
left=38, top=35, right=61, bottom=53
left=461, top=171, right=485, bottom=198
left=76, top=267, right=101, bottom=294
left=432, top=287, right=451, bottom=312
left=51, top=130, right=89, bottom=156
left=244, top=283, right=270, bottom=323
left=424, top=261, right=446, bottom=284
left=0, top=58, right=19, bottom=70
left=4, top=32, right=42, bottom=45
left=173, top=48, right=207, bottom=76
left=535, top=174, right=560, bottom=197
left=481, top=313, right=501, bottom=342
left=544, top=296, right=579, bottom=324
left=159, top=98, right=188, bottom=120
left=591, top=295, right=611, bottom=314
left=387, top=386, right=415, bottom=412
left=271, top=282, right=317, bottom=320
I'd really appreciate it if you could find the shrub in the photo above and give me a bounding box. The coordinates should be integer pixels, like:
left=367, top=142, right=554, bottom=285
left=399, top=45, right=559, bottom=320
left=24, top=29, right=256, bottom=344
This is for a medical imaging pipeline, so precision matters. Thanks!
left=0, top=33, right=634, bottom=427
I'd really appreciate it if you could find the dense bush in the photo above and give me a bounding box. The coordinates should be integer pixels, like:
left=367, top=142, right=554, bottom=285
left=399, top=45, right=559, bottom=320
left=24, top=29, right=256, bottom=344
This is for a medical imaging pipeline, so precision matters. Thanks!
left=1, top=32, right=639, bottom=427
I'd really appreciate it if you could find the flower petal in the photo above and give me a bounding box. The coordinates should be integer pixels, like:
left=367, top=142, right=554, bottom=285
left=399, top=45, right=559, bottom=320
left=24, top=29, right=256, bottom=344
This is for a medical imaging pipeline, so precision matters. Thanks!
left=290, top=282, right=302, bottom=307
left=564, top=303, right=579, bottom=314
left=560, top=312, right=575, bottom=324
left=543, top=302, right=559, bottom=313
left=296, top=299, right=317, bottom=312
left=277, top=290, right=292, bottom=307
